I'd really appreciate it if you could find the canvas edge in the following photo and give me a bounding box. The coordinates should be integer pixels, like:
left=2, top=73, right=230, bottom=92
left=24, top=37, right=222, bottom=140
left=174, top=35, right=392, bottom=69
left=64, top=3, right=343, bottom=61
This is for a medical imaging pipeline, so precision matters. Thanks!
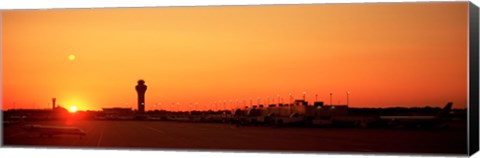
left=469, top=1, right=480, bottom=156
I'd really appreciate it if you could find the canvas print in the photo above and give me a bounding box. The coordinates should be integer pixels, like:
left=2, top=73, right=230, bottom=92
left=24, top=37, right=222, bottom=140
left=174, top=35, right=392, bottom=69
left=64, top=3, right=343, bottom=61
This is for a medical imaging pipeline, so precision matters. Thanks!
left=1, top=2, right=472, bottom=155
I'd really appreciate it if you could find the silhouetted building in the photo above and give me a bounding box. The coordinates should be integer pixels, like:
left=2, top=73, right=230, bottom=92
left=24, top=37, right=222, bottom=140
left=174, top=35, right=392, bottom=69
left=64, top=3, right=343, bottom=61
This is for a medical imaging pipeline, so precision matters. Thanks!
left=135, top=80, right=147, bottom=113
left=4, top=107, right=69, bottom=121
left=316, top=105, right=349, bottom=116
left=102, top=107, right=133, bottom=114
left=314, top=101, right=324, bottom=107
left=294, top=100, right=308, bottom=106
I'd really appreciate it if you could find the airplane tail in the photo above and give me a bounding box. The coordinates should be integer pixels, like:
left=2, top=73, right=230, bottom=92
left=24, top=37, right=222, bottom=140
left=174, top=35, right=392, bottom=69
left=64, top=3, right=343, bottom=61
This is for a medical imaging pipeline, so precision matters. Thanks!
left=436, top=102, right=453, bottom=118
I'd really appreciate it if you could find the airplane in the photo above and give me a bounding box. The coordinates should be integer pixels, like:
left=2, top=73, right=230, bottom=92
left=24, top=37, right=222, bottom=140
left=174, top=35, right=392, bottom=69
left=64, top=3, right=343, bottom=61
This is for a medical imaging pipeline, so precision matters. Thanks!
left=22, top=124, right=87, bottom=138
left=3, top=120, right=22, bottom=127
left=377, top=102, right=453, bottom=128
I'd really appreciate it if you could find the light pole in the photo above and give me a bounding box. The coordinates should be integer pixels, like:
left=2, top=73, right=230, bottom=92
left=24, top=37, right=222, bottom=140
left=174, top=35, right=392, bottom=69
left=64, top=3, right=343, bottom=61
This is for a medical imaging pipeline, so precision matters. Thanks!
left=347, top=91, right=350, bottom=106
left=266, top=96, right=270, bottom=105
left=212, top=101, right=216, bottom=111
left=330, top=93, right=333, bottom=106
left=235, top=99, right=238, bottom=109
left=302, top=91, right=306, bottom=101
left=277, top=94, right=280, bottom=106
left=289, top=93, right=293, bottom=105
left=315, top=94, right=318, bottom=102
left=224, top=100, right=227, bottom=110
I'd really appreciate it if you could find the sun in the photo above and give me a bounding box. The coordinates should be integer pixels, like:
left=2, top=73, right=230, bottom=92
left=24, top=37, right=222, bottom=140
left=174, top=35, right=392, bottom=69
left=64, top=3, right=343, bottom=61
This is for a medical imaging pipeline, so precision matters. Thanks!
left=68, top=54, right=76, bottom=61
left=69, top=105, right=78, bottom=113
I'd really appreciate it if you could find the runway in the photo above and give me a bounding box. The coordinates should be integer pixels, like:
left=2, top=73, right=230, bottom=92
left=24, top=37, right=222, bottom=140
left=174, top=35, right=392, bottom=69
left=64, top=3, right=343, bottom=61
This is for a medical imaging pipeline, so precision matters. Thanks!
left=3, top=120, right=467, bottom=155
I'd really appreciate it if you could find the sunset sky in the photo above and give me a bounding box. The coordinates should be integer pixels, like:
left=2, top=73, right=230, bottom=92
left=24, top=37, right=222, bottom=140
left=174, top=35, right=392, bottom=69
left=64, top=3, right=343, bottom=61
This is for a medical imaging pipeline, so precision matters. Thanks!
left=2, top=2, right=469, bottom=111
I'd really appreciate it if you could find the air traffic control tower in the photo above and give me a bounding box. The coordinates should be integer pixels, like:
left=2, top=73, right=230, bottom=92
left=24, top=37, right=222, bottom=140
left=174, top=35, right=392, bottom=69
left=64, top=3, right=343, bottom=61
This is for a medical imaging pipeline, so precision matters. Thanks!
left=135, top=80, right=147, bottom=113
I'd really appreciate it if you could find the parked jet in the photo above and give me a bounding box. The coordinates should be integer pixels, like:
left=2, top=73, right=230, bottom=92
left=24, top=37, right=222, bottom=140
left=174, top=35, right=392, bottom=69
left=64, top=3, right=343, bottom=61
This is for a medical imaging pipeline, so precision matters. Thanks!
left=378, top=102, right=453, bottom=128
left=3, top=120, right=22, bottom=127
left=22, top=124, right=86, bottom=138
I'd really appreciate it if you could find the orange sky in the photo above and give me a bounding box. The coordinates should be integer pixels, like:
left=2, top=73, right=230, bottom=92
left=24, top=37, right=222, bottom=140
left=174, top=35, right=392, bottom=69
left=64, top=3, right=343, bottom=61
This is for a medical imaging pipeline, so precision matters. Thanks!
left=2, top=2, right=469, bottom=111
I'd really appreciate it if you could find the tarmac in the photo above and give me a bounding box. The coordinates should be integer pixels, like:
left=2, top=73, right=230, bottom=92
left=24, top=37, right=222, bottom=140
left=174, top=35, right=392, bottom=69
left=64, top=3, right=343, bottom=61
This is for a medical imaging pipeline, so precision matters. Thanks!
left=2, top=120, right=467, bottom=155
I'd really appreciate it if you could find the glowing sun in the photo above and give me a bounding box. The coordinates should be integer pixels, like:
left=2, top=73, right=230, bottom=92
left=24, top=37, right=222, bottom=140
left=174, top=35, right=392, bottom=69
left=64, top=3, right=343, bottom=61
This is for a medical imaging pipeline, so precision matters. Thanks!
left=68, top=54, right=76, bottom=61
left=69, top=105, right=77, bottom=113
